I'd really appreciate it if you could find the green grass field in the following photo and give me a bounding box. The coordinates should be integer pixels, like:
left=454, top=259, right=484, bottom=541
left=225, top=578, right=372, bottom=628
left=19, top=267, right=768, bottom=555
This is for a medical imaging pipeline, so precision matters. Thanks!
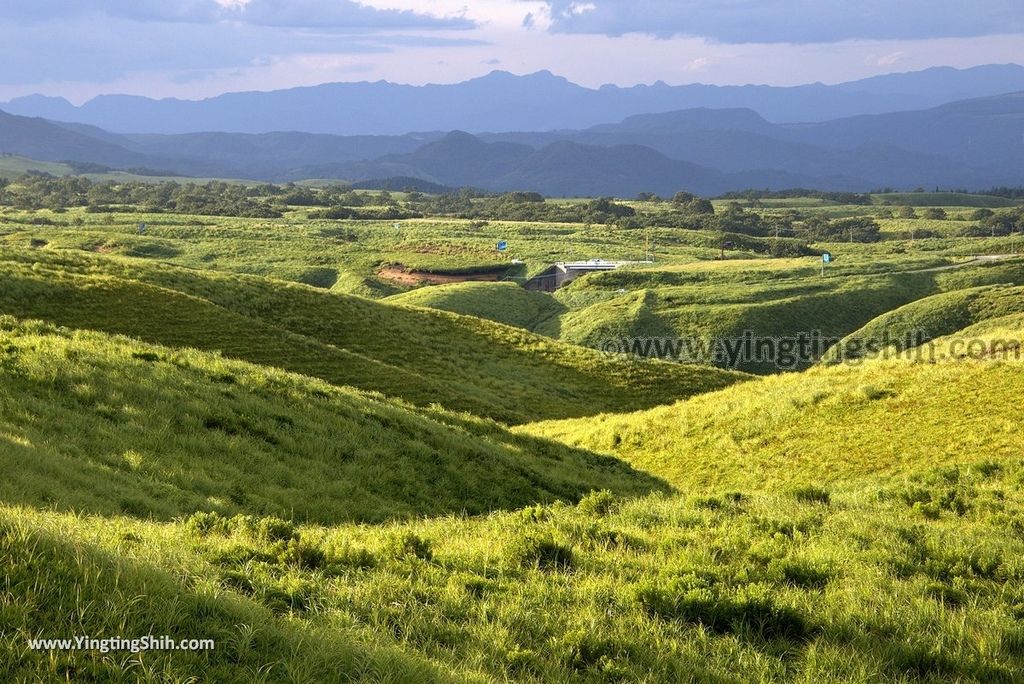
left=3, top=186, right=1024, bottom=682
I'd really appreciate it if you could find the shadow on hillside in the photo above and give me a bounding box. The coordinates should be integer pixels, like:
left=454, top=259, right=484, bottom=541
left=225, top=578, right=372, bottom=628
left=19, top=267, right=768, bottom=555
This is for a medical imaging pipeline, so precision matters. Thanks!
left=0, top=415, right=672, bottom=526
left=1, top=512, right=443, bottom=682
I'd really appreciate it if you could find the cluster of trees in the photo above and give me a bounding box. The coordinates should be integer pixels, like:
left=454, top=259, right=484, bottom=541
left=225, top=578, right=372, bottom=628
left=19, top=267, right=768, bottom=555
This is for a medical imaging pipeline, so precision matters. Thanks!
left=407, top=192, right=642, bottom=225
left=0, top=175, right=416, bottom=218
left=0, top=175, right=283, bottom=217
left=717, top=189, right=874, bottom=205
left=959, top=208, right=1024, bottom=237
left=800, top=216, right=882, bottom=243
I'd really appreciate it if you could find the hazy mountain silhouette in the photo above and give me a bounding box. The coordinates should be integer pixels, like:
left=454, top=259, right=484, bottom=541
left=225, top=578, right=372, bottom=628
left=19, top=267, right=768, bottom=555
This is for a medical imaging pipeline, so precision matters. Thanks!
left=1, top=90, right=1021, bottom=195
left=4, top=64, right=1024, bottom=134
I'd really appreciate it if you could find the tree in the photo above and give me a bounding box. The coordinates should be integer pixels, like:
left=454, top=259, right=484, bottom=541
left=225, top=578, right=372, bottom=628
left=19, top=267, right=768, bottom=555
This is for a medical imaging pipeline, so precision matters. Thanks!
left=922, top=208, right=947, bottom=220
left=800, top=216, right=880, bottom=243
left=898, top=206, right=917, bottom=219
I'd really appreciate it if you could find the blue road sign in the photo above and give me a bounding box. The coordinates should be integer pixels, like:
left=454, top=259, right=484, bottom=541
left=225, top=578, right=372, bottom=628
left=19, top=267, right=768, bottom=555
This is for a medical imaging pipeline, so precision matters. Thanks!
left=822, top=251, right=832, bottom=263
left=497, top=240, right=508, bottom=251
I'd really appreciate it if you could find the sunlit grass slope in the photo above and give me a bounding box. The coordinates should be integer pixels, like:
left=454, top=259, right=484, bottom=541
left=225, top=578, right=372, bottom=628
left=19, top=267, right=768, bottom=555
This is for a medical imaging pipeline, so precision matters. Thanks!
left=7, top=463, right=1024, bottom=682
left=386, top=281, right=565, bottom=331
left=549, top=258, right=1024, bottom=372
left=825, top=284, right=1024, bottom=361
left=522, top=344, right=1024, bottom=493
left=0, top=318, right=668, bottom=523
left=0, top=510, right=444, bottom=683
left=0, top=248, right=746, bottom=423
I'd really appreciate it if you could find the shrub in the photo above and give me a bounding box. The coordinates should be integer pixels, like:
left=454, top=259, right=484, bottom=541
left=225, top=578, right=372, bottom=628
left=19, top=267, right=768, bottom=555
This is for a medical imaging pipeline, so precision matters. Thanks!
left=577, top=490, right=616, bottom=517
left=636, top=583, right=812, bottom=642
left=254, top=516, right=298, bottom=543
left=386, top=531, right=433, bottom=561
left=511, top=533, right=574, bottom=571
left=791, top=485, right=831, bottom=505
left=276, top=538, right=327, bottom=570
left=184, top=511, right=231, bottom=536
left=772, top=557, right=833, bottom=589
left=326, top=541, right=377, bottom=570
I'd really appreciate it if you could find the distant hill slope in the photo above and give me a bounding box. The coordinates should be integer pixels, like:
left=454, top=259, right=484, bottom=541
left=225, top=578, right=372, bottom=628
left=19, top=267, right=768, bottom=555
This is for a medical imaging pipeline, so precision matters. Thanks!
left=522, top=329, right=1024, bottom=492
left=0, top=248, right=747, bottom=424
left=0, top=318, right=669, bottom=522
left=777, top=92, right=1024, bottom=174
left=824, top=284, right=1024, bottom=361
left=0, top=110, right=150, bottom=169
left=387, top=281, right=566, bottom=331
left=373, top=132, right=844, bottom=196
left=546, top=258, right=1024, bottom=373
left=5, top=64, right=1024, bottom=133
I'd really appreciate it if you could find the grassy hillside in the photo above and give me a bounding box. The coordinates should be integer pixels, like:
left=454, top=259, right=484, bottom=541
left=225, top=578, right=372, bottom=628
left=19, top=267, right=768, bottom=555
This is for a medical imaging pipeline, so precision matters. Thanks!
left=0, top=248, right=746, bottom=424
left=0, top=155, right=74, bottom=178
left=825, top=284, right=1024, bottom=361
left=7, top=194, right=1024, bottom=682
left=874, top=192, right=1020, bottom=208
left=0, top=318, right=667, bottom=523
left=522, top=344, right=1024, bottom=493
left=8, top=456, right=1024, bottom=682
left=387, top=281, right=565, bottom=331
left=1, top=508, right=444, bottom=682
left=547, top=258, right=1024, bottom=372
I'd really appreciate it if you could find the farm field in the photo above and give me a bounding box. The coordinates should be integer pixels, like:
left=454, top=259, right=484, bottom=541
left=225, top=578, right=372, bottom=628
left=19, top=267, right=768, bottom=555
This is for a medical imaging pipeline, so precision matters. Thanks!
left=2, top=178, right=1024, bottom=682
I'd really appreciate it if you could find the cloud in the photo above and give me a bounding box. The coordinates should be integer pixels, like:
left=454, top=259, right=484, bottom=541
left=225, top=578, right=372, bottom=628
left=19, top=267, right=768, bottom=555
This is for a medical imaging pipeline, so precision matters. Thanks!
left=225, top=0, right=475, bottom=30
left=0, top=0, right=474, bottom=30
left=529, top=0, right=1024, bottom=43
left=0, top=1, right=478, bottom=86
left=683, top=57, right=711, bottom=72
left=0, top=16, right=407, bottom=84
left=876, top=51, right=907, bottom=67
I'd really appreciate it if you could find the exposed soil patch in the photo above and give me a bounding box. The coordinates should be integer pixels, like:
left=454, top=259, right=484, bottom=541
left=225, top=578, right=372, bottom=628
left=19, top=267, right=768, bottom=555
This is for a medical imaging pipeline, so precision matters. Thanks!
left=378, top=266, right=507, bottom=286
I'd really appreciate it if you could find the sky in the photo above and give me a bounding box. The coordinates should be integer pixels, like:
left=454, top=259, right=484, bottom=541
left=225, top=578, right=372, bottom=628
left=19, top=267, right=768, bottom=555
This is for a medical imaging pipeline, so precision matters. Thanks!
left=1, top=0, right=1023, bottom=102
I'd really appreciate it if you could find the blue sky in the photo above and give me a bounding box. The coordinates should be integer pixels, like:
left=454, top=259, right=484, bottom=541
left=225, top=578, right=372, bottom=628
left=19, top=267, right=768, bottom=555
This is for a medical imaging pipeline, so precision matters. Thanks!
left=1, top=0, right=1022, bottom=101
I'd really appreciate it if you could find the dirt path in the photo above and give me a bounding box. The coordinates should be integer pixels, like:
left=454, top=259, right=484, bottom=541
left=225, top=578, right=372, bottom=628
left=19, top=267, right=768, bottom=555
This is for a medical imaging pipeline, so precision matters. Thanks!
left=378, top=266, right=506, bottom=286
left=897, top=254, right=1017, bottom=275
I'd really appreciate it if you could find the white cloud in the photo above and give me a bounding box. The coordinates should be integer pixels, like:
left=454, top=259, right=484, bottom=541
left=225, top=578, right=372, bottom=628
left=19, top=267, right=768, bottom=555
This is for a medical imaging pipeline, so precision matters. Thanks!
left=876, top=51, right=907, bottom=66
left=683, top=57, right=712, bottom=72
left=533, top=0, right=1024, bottom=44
left=0, top=0, right=1022, bottom=103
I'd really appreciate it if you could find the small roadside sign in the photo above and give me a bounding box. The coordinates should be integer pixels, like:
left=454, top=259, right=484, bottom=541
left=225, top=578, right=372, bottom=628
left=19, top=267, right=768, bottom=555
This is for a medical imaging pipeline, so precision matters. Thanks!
left=821, top=251, right=832, bottom=276
left=497, top=240, right=508, bottom=252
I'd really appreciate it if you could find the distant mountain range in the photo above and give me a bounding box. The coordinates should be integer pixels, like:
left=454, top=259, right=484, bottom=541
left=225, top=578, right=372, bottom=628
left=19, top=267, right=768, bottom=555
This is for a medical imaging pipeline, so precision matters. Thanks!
left=4, top=64, right=1024, bottom=134
left=1, top=82, right=1022, bottom=197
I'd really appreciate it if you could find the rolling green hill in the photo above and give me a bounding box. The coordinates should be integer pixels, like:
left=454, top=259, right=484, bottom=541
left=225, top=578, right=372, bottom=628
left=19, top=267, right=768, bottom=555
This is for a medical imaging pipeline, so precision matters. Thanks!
left=825, top=284, right=1024, bottom=362
left=0, top=318, right=667, bottom=523
left=7, top=193, right=1024, bottom=682
left=0, top=247, right=746, bottom=424
left=1, top=508, right=444, bottom=682
left=387, top=281, right=565, bottom=331
left=521, top=338, right=1024, bottom=493
left=545, top=258, right=1024, bottom=372
left=874, top=192, right=1020, bottom=208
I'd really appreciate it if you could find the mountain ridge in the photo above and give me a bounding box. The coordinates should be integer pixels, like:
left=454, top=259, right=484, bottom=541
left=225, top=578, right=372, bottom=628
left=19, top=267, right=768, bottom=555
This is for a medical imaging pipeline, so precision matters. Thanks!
left=1, top=89, right=1022, bottom=194
left=5, top=63, right=1024, bottom=134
